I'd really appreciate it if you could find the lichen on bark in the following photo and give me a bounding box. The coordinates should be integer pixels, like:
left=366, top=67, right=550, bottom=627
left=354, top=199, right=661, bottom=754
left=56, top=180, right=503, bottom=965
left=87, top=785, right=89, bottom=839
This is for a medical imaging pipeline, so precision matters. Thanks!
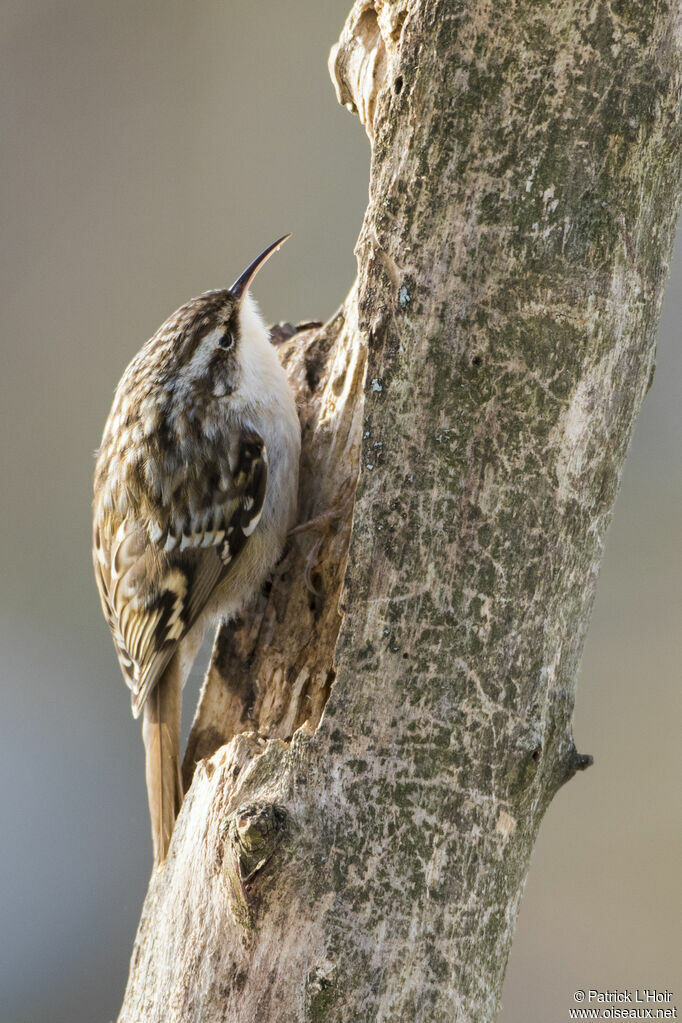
left=118, top=3, right=682, bottom=1022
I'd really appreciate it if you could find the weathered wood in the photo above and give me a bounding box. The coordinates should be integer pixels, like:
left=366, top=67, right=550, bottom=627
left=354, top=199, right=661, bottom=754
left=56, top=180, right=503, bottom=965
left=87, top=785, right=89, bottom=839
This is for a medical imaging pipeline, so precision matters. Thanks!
left=119, top=3, right=682, bottom=1021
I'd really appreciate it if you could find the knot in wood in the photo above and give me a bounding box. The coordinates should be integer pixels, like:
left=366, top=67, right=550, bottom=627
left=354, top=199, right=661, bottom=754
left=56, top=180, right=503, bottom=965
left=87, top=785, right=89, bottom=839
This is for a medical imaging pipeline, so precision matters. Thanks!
left=229, top=803, right=287, bottom=882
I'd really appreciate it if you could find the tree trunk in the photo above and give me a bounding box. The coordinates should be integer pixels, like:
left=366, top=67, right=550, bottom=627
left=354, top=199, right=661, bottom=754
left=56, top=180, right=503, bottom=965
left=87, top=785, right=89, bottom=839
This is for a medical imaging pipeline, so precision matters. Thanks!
left=118, top=2, right=682, bottom=1021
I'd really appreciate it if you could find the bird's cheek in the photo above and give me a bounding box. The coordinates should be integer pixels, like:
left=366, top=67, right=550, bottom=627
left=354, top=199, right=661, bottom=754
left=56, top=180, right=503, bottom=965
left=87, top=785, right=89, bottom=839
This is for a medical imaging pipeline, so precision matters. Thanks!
left=211, top=362, right=239, bottom=399
left=212, top=375, right=237, bottom=399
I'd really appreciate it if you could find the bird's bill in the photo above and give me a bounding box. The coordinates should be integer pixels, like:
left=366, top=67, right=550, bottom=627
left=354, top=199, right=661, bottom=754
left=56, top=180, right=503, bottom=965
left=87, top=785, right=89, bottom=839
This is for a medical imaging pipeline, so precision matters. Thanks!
left=230, top=234, right=291, bottom=299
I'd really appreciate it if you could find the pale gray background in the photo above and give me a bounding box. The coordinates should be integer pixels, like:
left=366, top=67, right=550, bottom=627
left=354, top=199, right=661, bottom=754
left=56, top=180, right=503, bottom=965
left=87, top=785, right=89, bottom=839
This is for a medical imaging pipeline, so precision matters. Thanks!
left=1, top=3, right=679, bottom=1022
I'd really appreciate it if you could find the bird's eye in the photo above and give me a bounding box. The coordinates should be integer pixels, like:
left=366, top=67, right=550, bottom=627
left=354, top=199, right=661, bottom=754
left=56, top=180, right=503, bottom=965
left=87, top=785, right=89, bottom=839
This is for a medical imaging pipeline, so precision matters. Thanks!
left=218, top=331, right=234, bottom=350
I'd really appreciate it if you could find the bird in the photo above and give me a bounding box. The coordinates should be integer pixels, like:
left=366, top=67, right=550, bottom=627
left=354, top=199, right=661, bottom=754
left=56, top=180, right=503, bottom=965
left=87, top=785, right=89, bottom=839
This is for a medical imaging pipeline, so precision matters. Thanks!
left=92, top=236, right=300, bottom=865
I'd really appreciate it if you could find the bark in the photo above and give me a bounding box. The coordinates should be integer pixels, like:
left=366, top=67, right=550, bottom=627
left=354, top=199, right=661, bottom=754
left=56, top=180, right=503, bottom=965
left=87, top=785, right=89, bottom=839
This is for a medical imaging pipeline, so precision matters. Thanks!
left=118, top=3, right=682, bottom=1022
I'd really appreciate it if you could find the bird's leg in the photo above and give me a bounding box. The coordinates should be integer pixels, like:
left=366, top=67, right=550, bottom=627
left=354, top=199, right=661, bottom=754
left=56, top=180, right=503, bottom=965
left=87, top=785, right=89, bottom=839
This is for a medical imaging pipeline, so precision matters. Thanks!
left=289, top=475, right=356, bottom=593
left=288, top=474, right=356, bottom=537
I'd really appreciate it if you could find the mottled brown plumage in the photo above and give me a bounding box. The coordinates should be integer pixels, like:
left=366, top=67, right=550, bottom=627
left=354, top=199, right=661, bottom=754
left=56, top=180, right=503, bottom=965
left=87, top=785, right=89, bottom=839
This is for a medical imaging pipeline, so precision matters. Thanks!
left=93, top=238, right=300, bottom=864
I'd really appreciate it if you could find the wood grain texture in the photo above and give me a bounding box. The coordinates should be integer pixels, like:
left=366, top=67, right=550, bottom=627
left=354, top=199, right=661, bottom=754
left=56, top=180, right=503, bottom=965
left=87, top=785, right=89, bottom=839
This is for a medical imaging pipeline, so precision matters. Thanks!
left=119, top=3, right=682, bottom=1021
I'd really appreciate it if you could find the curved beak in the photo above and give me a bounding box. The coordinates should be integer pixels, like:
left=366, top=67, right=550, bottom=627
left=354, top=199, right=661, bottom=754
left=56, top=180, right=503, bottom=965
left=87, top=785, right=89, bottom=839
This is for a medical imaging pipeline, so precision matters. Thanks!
left=230, top=234, right=291, bottom=300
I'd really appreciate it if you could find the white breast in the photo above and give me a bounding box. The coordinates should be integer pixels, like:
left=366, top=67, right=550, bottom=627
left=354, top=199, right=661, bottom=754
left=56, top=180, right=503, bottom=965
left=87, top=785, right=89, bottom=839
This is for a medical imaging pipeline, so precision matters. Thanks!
left=203, top=293, right=301, bottom=624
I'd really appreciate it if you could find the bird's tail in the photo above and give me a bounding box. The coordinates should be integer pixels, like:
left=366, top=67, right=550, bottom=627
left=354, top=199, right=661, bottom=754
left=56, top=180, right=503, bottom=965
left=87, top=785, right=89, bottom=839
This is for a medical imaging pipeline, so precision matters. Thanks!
left=142, top=655, right=183, bottom=866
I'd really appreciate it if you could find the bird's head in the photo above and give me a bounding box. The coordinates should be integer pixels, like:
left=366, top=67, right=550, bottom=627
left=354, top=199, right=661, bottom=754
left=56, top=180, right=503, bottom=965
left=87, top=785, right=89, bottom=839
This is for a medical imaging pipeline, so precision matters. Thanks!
left=96, top=235, right=292, bottom=511
left=133, top=235, right=290, bottom=411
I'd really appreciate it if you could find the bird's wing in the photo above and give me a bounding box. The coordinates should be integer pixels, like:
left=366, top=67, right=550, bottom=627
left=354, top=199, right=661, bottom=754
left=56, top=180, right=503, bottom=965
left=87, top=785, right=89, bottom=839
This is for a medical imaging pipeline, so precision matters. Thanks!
left=93, top=430, right=268, bottom=718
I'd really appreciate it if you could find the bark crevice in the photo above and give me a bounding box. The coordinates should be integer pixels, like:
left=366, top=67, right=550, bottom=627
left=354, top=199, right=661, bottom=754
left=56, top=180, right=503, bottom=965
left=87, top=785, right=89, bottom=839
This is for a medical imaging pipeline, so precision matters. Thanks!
left=182, top=302, right=366, bottom=790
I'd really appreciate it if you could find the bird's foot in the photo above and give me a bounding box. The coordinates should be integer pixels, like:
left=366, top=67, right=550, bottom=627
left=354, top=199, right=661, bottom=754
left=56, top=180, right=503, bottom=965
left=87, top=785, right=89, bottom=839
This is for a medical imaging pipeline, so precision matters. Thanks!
left=289, top=475, right=356, bottom=593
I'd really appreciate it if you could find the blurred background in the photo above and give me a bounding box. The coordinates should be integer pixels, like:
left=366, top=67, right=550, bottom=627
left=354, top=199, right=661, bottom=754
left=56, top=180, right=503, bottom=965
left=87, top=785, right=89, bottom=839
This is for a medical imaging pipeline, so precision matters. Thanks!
left=1, top=2, right=679, bottom=1021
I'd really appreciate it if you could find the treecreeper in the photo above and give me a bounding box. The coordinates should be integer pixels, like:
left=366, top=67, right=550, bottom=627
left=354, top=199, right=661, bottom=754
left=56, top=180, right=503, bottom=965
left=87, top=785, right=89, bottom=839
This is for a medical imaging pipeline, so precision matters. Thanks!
left=92, top=237, right=300, bottom=865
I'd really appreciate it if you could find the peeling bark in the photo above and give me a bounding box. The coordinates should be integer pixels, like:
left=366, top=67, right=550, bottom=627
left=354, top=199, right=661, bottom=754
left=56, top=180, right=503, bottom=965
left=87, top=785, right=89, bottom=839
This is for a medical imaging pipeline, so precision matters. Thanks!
left=119, top=3, right=682, bottom=1021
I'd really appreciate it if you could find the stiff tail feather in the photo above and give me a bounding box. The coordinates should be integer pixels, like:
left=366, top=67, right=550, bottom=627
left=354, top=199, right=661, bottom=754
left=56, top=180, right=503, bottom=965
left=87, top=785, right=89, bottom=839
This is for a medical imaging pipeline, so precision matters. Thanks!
left=142, top=655, right=183, bottom=866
